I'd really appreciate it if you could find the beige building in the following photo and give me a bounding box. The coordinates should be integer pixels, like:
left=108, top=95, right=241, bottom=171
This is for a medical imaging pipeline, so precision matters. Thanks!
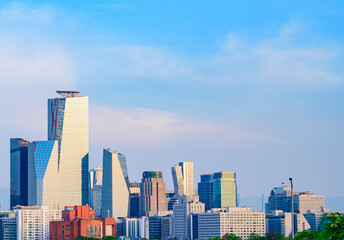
left=294, top=194, right=325, bottom=214
left=198, top=207, right=265, bottom=240
left=139, top=171, right=167, bottom=217
left=48, top=91, right=89, bottom=208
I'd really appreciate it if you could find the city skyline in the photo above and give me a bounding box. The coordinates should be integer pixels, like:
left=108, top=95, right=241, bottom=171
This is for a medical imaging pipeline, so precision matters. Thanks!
left=0, top=0, right=344, bottom=212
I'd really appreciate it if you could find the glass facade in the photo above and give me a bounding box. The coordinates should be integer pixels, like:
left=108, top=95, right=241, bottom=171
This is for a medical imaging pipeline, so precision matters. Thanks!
left=48, top=95, right=89, bottom=208
left=10, top=138, right=30, bottom=209
left=28, top=141, right=59, bottom=209
left=212, top=172, right=237, bottom=208
left=102, top=149, right=130, bottom=218
left=198, top=174, right=213, bottom=211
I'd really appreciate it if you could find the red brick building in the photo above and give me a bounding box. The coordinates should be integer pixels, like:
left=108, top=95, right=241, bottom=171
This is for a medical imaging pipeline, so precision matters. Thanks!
left=50, top=205, right=116, bottom=240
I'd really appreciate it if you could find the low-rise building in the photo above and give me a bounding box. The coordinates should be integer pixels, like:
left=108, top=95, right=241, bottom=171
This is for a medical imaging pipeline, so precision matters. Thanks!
left=50, top=205, right=116, bottom=240
left=198, top=207, right=265, bottom=240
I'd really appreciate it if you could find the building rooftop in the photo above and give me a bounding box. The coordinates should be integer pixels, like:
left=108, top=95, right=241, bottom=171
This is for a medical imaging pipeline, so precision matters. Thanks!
left=56, top=90, right=80, bottom=98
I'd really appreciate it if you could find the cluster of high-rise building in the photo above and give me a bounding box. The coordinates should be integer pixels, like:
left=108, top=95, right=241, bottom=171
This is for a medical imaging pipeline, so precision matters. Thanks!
left=3, top=91, right=330, bottom=239
left=265, top=182, right=328, bottom=237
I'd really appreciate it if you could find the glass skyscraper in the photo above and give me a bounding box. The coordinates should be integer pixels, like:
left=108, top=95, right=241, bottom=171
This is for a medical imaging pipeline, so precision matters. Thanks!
left=102, top=149, right=130, bottom=218
left=212, top=172, right=237, bottom=208
left=48, top=91, right=89, bottom=208
left=28, top=141, right=59, bottom=209
left=10, top=138, right=30, bottom=209
left=198, top=174, right=213, bottom=211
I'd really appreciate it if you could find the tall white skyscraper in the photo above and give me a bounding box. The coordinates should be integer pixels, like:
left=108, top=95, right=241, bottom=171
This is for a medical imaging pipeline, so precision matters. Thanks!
left=48, top=90, right=89, bottom=208
left=28, top=141, right=59, bottom=210
left=102, top=149, right=130, bottom=218
left=171, top=162, right=194, bottom=196
left=179, top=162, right=194, bottom=196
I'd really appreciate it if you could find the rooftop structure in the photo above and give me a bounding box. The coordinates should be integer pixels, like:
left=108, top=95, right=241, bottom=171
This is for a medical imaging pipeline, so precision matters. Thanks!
left=56, top=90, right=80, bottom=98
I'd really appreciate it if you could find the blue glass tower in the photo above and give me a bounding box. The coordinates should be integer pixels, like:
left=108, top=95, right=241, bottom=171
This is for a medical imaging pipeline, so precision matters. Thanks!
left=198, top=174, right=213, bottom=211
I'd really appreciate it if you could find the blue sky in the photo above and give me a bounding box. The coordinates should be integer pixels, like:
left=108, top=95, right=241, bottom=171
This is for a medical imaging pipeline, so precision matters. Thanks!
left=0, top=0, right=344, bottom=207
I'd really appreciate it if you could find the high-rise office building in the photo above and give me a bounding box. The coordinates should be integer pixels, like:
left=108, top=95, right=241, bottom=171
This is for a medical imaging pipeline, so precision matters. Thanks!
left=171, top=162, right=194, bottom=198
left=139, top=171, right=167, bottom=217
left=172, top=195, right=205, bottom=239
left=10, top=138, right=30, bottom=209
left=212, top=172, right=237, bottom=208
left=179, top=162, right=194, bottom=196
left=198, top=174, right=213, bottom=211
left=89, top=168, right=103, bottom=217
left=48, top=90, right=89, bottom=208
left=102, top=149, right=130, bottom=218
left=171, top=165, right=185, bottom=196
left=266, top=183, right=326, bottom=214
left=28, top=141, right=59, bottom=209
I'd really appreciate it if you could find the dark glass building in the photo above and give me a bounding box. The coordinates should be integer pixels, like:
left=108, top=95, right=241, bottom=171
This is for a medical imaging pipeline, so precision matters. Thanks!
left=198, top=174, right=213, bottom=211
left=10, top=138, right=30, bottom=209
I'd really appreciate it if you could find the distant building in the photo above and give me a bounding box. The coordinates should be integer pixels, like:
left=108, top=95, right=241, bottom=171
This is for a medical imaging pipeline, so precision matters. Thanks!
left=48, top=91, right=89, bottom=207
left=116, top=217, right=149, bottom=239
left=130, top=182, right=141, bottom=194
left=0, top=212, right=16, bottom=240
left=28, top=141, right=59, bottom=209
left=212, top=172, right=237, bottom=208
left=89, top=167, right=103, bottom=217
left=50, top=205, right=116, bottom=240
left=198, top=174, right=213, bottom=211
left=294, top=194, right=325, bottom=214
left=172, top=195, right=205, bottom=240
left=129, top=182, right=141, bottom=217
left=10, top=138, right=30, bottom=209
left=266, top=210, right=292, bottom=237
left=266, top=182, right=326, bottom=214
left=2, top=206, right=62, bottom=240
left=198, top=207, right=265, bottom=240
left=102, top=149, right=130, bottom=218
left=149, top=216, right=162, bottom=239
left=171, top=162, right=194, bottom=197
left=161, top=216, right=172, bottom=239
left=139, top=171, right=167, bottom=217
left=303, top=212, right=326, bottom=232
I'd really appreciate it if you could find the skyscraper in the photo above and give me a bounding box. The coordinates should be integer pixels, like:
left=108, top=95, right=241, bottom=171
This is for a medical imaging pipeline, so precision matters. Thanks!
left=10, top=138, right=30, bottom=209
left=212, top=172, right=237, bottom=208
left=198, top=174, right=213, bottom=211
left=89, top=168, right=103, bottom=217
left=28, top=141, right=59, bottom=209
left=102, top=149, right=130, bottom=218
left=48, top=90, right=89, bottom=208
left=179, top=162, right=194, bottom=196
left=171, top=165, right=184, bottom=196
left=171, top=162, right=194, bottom=197
left=139, top=171, right=167, bottom=217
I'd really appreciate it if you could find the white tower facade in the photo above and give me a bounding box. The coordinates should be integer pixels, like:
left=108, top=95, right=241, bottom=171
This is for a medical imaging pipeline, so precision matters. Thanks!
left=48, top=91, right=89, bottom=208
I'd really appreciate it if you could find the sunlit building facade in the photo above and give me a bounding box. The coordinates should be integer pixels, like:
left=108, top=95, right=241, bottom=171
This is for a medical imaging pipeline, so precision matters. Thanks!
left=102, top=149, right=130, bottom=218
left=48, top=91, right=89, bottom=208
left=28, top=141, right=59, bottom=209
left=212, top=172, right=237, bottom=208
